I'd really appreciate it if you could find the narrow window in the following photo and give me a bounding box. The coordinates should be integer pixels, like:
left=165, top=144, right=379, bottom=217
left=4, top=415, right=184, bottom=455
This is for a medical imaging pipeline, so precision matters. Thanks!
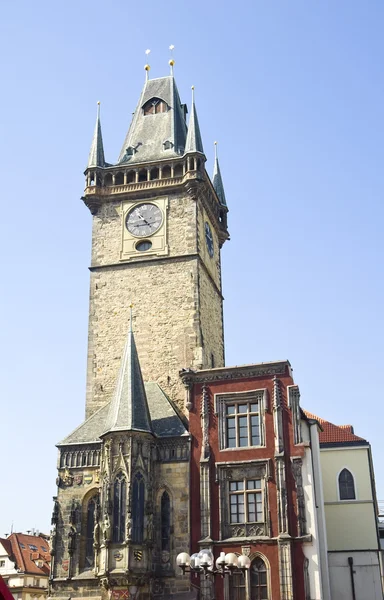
left=228, top=570, right=246, bottom=600
left=250, top=557, right=269, bottom=599
left=85, top=496, right=98, bottom=568
left=339, top=468, right=355, bottom=500
left=132, top=473, right=145, bottom=543
left=161, top=491, right=171, bottom=551
left=113, top=473, right=126, bottom=543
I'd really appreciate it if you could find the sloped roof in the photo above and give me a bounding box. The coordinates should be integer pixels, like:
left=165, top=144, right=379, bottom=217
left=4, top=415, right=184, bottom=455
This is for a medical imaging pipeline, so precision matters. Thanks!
left=58, top=382, right=188, bottom=446
left=103, top=330, right=152, bottom=435
left=87, top=103, right=105, bottom=168
left=184, top=89, right=204, bottom=155
left=0, top=534, right=50, bottom=576
left=304, top=410, right=368, bottom=445
left=117, top=75, right=187, bottom=164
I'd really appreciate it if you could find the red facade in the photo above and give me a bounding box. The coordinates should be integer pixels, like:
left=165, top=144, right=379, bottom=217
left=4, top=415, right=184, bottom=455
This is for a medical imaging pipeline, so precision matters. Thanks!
left=185, top=362, right=309, bottom=600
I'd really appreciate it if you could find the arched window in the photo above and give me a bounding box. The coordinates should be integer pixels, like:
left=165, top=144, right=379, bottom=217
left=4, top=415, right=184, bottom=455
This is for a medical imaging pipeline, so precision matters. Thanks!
left=251, top=557, right=268, bottom=600
left=85, top=496, right=98, bottom=568
left=161, top=491, right=171, bottom=551
left=113, top=472, right=126, bottom=543
left=339, top=468, right=356, bottom=500
left=143, top=98, right=168, bottom=115
left=132, top=473, right=145, bottom=543
left=228, top=571, right=246, bottom=600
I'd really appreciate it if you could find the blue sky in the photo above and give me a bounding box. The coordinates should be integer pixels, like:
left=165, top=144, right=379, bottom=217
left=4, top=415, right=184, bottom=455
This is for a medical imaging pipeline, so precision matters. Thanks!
left=0, top=0, right=383, bottom=535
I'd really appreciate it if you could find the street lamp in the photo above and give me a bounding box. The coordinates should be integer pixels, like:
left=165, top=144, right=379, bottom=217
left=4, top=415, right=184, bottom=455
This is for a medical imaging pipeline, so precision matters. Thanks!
left=176, top=549, right=251, bottom=578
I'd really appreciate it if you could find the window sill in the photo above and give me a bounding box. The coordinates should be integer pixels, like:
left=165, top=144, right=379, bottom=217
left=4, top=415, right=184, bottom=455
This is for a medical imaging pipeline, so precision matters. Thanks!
left=220, top=445, right=265, bottom=452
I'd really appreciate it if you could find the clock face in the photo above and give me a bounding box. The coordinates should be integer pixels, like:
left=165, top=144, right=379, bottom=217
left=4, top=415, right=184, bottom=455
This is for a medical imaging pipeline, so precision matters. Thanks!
left=205, top=222, right=214, bottom=257
left=126, top=203, right=163, bottom=238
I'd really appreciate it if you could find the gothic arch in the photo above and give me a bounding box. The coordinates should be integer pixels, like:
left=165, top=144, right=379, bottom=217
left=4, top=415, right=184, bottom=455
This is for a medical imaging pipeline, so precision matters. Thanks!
left=337, top=467, right=357, bottom=501
left=79, top=488, right=99, bottom=571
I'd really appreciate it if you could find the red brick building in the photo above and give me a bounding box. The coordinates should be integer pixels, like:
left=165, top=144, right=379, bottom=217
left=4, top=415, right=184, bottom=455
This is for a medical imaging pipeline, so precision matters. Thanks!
left=182, top=361, right=330, bottom=600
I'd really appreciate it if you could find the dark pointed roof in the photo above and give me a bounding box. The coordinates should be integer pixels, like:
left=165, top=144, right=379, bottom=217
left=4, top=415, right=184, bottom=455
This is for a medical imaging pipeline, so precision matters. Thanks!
left=103, top=328, right=152, bottom=435
left=117, top=75, right=187, bottom=165
left=57, top=383, right=188, bottom=445
left=212, top=143, right=227, bottom=207
left=184, top=87, right=204, bottom=155
left=87, top=103, right=105, bottom=168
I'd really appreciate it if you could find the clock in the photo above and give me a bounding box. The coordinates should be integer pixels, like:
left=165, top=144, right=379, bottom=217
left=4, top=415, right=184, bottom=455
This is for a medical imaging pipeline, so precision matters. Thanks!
left=126, top=203, right=163, bottom=238
left=205, top=222, right=214, bottom=257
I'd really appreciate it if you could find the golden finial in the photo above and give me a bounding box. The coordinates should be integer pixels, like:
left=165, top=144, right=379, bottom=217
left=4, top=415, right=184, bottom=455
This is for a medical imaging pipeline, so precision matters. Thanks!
left=129, top=302, right=134, bottom=332
left=97, top=101, right=100, bottom=105
left=169, top=45, right=175, bottom=74
left=214, top=141, right=218, bottom=159
left=144, top=49, right=151, bottom=80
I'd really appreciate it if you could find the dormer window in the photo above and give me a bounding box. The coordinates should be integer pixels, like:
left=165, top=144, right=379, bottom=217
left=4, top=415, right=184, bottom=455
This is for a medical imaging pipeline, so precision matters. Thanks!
left=143, top=98, right=168, bottom=115
left=125, top=146, right=135, bottom=157
left=163, top=140, right=173, bottom=150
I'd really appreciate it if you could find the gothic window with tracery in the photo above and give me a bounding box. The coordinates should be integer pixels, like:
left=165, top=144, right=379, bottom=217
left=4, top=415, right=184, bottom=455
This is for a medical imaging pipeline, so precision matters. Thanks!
left=161, top=491, right=171, bottom=551
left=132, top=473, right=145, bottom=543
left=250, top=557, right=269, bottom=600
left=85, top=496, right=98, bottom=568
left=143, top=98, right=168, bottom=115
left=113, top=472, right=126, bottom=543
left=338, top=468, right=356, bottom=500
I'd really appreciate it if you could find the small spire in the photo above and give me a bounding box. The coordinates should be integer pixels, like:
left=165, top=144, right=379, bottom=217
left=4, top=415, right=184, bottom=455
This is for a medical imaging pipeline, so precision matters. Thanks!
left=87, top=101, right=105, bottom=168
left=169, top=44, right=175, bottom=75
left=212, top=141, right=227, bottom=207
left=144, top=49, right=151, bottom=81
left=103, top=323, right=153, bottom=435
left=185, top=86, right=204, bottom=155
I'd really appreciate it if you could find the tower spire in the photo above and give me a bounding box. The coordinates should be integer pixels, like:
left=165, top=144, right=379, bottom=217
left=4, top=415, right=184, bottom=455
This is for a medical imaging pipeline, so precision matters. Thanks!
left=103, top=322, right=153, bottom=435
left=87, top=101, right=105, bottom=168
left=212, top=141, right=227, bottom=207
left=184, top=86, right=204, bottom=155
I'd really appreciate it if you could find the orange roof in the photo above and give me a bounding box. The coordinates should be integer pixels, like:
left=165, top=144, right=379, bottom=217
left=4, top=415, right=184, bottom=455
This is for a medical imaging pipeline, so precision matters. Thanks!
left=304, top=410, right=368, bottom=445
left=0, top=534, right=50, bottom=576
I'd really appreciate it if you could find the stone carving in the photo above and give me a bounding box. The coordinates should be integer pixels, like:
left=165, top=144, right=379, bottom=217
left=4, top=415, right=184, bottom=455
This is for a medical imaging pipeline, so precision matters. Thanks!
left=51, top=498, right=59, bottom=525
left=126, top=512, right=133, bottom=541
left=146, top=513, right=154, bottom=541
left=69, top=500, right=78, bottom=526
left=68, top=526, right=76, bottom=554
left=292, top=458, right=306, bottom=536
left=200, top=385, right=210, bottom=460
left=276, top=458, right=288, bottom=534
left=102, top=514, right=111, bottom=543
left=241, top=546, right=251, bottom=557
left=61, top=468, right=73, bottom=487
left=50, top=527, right=57, bottom=556
left=288, top=386, right=302, bottom=445
left=180, top=362, right=287, bottom=386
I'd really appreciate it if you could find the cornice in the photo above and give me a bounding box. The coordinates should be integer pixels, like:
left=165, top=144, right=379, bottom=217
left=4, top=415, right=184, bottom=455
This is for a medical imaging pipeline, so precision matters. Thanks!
left=180, top=361, right=290, bottom=386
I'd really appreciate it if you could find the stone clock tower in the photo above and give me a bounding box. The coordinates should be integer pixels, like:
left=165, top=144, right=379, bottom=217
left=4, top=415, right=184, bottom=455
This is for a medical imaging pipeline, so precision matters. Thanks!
left=83, top=73, right=228, bottom=418
left=49, top=64, right=229, bottom=600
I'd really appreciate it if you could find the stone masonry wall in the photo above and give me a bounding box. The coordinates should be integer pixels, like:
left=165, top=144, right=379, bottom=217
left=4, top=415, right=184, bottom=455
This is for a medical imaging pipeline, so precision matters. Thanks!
left=85, top=189, right=224, bottom=419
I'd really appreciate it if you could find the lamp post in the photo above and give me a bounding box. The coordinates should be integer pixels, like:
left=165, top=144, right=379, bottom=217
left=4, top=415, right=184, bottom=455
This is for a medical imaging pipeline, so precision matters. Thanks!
left=176, top=549, right=251, bottom=578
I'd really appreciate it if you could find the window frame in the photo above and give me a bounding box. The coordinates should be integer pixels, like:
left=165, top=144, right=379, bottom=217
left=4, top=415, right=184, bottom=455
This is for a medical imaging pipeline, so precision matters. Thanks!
left=215, top=389, right=267, bottom=451
left=225, top=553, right=270, bottom=600
left=216, top=460, right=269, bottom=540
left=112, top=472, right=127, bottom=543
left=337, top=467, right=357, bottom=501
left=229, top=479, right=264, bottom=525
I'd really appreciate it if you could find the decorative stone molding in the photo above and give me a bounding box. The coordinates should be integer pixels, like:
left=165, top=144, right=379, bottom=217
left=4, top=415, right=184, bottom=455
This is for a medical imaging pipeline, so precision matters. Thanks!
left=273, top=377, right=284, bottom=454
left=287, top=385, right=302, bottom=445
left=291, top=457, right=307, bottom=536
left=157, top=439, right=189, bottom=462
left=275, top=457, right=288, bottom=534
left=278, top=537, right=293, bottom=600
left=180, top=361, right=289, bottom=386
left=216, top=461, right=269, bottom=540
